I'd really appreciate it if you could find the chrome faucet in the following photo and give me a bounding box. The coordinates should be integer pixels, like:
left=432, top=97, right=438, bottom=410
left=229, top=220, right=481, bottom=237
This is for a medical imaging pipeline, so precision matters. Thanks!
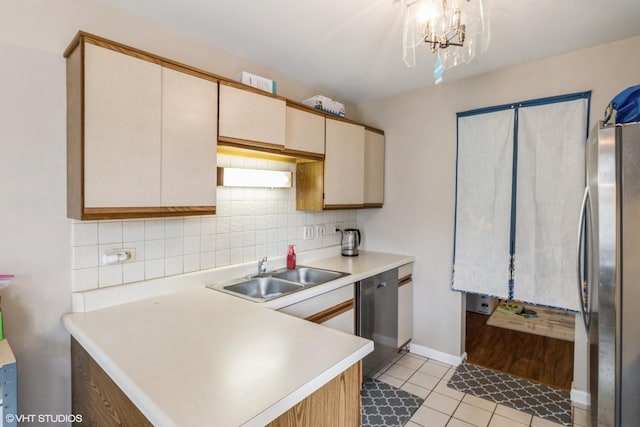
left=258, top=257, right=268, bottom=275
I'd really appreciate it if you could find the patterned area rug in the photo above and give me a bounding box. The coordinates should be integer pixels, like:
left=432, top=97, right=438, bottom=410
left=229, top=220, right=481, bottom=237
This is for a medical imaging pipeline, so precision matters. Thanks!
left=361, top=379, right=424, bottom=427
left=448, top=362, right=572, bottom=425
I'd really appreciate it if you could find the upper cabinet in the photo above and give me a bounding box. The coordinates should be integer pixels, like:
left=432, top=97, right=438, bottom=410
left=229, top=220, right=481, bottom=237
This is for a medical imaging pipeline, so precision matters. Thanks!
left=65, top=33, right=218, bottom=220
left=364, top=128, right=385, bottom=207
left=296, top=120, right=385, bottom=211
left=324, top=119, right=365, bottom=208
left=218, top=82, right=286, bottom=151
left=285, top=104, right=325, bottom=158
left=65, top=32, right=384, bottom=219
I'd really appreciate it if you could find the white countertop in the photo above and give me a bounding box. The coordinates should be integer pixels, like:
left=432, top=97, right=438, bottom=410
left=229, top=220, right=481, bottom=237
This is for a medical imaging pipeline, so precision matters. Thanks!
left=63, top=250, right=414, bottom=426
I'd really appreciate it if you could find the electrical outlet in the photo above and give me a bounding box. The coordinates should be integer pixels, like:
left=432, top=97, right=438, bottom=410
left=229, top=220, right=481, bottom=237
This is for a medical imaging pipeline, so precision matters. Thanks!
left=316, top=224, right=326, bottom=238
left=303, top=226, right=315, bottom=240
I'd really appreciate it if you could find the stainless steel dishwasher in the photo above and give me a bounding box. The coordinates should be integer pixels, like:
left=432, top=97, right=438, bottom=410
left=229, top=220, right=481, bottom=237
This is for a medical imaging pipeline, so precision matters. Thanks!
left=356, top=268, right=398, bottom=381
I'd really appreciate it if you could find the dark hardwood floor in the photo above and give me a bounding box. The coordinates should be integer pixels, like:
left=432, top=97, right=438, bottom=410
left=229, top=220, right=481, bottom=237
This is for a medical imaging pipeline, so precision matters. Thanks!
left=465, top=311, right=574, bottom=390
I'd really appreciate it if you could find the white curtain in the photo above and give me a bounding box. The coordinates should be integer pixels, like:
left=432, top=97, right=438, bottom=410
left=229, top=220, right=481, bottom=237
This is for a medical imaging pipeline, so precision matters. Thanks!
left=452, top=109, right=514, bottom=298
left=513, top=99, right=587, bottom=311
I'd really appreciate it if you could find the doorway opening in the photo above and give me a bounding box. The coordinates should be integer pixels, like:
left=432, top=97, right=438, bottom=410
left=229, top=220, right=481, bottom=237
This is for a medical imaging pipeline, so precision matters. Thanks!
left=464, top=294, right=575, bottom=391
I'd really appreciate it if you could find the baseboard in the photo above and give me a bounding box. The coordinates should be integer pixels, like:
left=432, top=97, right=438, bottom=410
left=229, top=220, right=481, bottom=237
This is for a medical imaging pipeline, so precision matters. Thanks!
left=409, top=343, right=466, bottom=366
left=570, top=387, right=589, bottom=408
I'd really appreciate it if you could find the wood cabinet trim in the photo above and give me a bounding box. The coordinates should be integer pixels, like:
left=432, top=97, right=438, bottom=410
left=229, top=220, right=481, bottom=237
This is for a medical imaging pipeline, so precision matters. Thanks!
left=323, top=204, right=365, bottom=210
left=305, top=299, right=354, bottom=324
left=281, top=148, right=324, bottom=162
left=218, top=137, right=285, bottom=152
left=267, top=361, right=361, bottom=427
left=285, top=100, right=328, bottom=117
left=219, top=79, right=286, bottom=100
left=399, top=276, right=412, bottom=287
left=82, top=206, right=216, bottom=220
left=363, top=203, right=384, bottom=209
left=66, top=32, right=221, bottom=84
left=364, top=126, right=384, bottom=135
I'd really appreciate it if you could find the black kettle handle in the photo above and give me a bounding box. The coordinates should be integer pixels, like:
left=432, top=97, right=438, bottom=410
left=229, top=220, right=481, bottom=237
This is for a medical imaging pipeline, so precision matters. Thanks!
left=356, top=229, right=361, bottom=245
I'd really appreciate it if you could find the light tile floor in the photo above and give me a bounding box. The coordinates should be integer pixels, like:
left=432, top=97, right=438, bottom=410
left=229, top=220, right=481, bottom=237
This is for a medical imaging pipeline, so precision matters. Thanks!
left=372, top=351, right=588, bottom=427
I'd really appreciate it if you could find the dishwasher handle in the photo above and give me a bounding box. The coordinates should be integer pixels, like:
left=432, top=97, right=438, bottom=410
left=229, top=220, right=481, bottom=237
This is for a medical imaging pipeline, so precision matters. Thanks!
left=377, top=282, right=387, bottom=289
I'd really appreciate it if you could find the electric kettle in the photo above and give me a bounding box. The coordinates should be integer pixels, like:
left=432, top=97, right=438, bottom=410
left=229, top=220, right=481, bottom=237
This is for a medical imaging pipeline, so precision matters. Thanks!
left=341, top=228, right=361, bottom=256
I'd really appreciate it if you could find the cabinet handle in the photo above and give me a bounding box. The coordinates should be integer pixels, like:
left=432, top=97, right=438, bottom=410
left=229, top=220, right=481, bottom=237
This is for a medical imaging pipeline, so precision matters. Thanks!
left=377, top=282, right=387, bottom=289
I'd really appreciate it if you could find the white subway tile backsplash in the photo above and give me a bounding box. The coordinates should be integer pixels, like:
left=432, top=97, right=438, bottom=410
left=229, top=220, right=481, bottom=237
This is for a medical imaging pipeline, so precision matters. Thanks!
left=71, top=154, right=358, bottom=289
left=74, top=245, right=98, bottom=269
left=184, top=236, right=200, bottom=255
left=73, top=222, right=98, bottom=246
left=123, top=261, right=145, bottom=283
left=73, top=267, right=99, bottom=292
left=183, top=217, right=201, bottom=237
left=165, top=256, right=183, bottom=276
left=145, top=240, right=165, bottom=260
left=164, top=219, right=184, bottom=238
left=99, top=264, right=123, bottom=287
left=165, top=238, right=184, bottom=258
left=98, top=221, right=123, bottom=244
left=145, top=219, right=165, bottom=240
left=123, top=220, right=145, bottom=242
left=184, top=254, right=200, bottom=273
left=145, top=259, right=164, bottom=279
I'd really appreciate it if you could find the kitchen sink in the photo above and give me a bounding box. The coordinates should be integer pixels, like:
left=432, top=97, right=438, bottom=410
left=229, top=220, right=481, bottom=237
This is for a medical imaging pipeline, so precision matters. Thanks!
left=270, top=266, right=349, bottom=286
left=212, top=277, right=304, bottom=302
left=207, top=266, right=349, bottom=302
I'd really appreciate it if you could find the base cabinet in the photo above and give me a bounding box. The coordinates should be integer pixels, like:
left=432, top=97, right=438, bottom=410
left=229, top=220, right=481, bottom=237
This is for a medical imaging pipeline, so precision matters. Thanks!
left=398, top=263, right=414, bottom=349
left=267, top=361, right=362, bottom=427
left=71, top=337, right=361, bottom=427
left=278, top=284, right=355, bottom=335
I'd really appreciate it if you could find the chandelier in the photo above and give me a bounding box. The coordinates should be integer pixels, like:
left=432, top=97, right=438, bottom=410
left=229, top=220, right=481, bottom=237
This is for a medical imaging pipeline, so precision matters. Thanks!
left=403, top=0, right=491, bottom=83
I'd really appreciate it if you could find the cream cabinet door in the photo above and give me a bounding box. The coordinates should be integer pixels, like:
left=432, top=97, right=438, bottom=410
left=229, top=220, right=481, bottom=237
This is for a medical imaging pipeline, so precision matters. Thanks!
left=161, top=68, right=218, bottom=207
left=364, top=129, right=385, bottom=206
left=218, top=83, right=286, bottom=147
left=324, top=119, right=365, bottom=207
left=84, top=43, right=162, bottom=208
left=321, top=308, right=355, bottom=335
left=278, top=284, right=355, bottom=335
left=285, top=106, right=325, bottom=155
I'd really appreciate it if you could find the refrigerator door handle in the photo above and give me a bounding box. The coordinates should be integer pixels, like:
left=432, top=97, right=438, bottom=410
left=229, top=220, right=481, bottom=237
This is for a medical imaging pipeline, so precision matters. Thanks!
left=577, top=186, right=590, bottom=333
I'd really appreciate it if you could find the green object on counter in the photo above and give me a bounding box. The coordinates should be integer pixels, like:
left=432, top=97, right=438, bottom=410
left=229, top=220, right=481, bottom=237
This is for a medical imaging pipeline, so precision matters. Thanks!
left=0, top=308, right=4, bottom=340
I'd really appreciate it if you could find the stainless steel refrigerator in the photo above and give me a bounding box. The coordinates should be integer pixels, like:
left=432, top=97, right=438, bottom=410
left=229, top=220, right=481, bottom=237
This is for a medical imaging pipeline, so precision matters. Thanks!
left=578, top=121, right=640, bottom=427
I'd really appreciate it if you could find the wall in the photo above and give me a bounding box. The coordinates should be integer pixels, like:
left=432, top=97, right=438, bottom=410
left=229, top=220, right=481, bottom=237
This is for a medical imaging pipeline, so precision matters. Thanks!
left=0, top=0, right=355, bottom=423
left=72, top=154, right=354, bottom=291
left=356, top=34, right=640, bottom=394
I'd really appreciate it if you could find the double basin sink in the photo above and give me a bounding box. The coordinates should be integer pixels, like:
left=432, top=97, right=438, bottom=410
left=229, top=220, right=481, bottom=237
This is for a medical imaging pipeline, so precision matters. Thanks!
left=207, top=266, right=349, bottom=302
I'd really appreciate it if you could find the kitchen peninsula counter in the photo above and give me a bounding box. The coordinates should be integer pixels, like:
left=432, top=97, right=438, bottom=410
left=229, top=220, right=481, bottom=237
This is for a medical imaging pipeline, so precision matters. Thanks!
left=63, top=249, right=413, bottom=426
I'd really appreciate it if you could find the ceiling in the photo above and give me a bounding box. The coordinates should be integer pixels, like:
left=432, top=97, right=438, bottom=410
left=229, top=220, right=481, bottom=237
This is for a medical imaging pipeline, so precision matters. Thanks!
left=96, top=0, right=640, bottom=104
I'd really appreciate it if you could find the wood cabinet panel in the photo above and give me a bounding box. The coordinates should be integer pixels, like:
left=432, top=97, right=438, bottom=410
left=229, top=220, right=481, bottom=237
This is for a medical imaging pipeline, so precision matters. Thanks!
left=268, top=361, right=361, bottom=427
left=285, top=105, right=325, bottom=155
left=161, top=67, right=217, bottom=206
left=84, top=43, right=162, bottom=208
left=71, top=337, right=153, bottom=426
left=364, top=128, right=385, bottom=207
left=324, top=119, right=365, bottom=207
left=219, top=83, right=286, bottom=148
